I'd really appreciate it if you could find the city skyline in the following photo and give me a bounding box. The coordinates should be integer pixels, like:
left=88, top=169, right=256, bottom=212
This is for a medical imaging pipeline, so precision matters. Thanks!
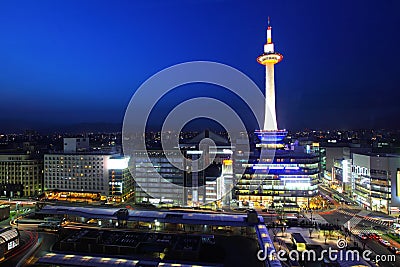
left=1, top=3, right=400, bottom=266
left=1, top=0, right=400, bottom=132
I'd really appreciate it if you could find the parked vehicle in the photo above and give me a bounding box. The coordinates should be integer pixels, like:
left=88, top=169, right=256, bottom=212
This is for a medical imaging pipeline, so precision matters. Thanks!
left=367, top=233, right=380, bottom=240
left=379, top=238, right=391, bottom=247
left=388, top=246, right=400, bottom=255
left=358, top=233, right=368, bottom=240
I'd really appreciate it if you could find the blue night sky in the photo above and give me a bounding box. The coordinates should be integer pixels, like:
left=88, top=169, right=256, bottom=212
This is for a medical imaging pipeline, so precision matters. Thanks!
left=0, top=0, right=399, bottom=132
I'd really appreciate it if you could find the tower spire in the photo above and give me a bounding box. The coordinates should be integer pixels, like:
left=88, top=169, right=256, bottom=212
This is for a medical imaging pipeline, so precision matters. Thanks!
left=266, top=16, right=273, bottom=47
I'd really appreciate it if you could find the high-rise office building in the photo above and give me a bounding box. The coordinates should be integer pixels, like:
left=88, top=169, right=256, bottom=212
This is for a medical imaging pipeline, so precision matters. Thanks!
left=181, top=130, right=232, bottom=207
left=349, top=153, right=400, bottom=214
left=108, top=155, right=134, bottom=202
left=133, top=149, right=185, bottom=205
left=133, top=131, right=233, bottom=206
left=318, top=146, right=400, bottom=215
left=0, top=154, right=43, bottom=197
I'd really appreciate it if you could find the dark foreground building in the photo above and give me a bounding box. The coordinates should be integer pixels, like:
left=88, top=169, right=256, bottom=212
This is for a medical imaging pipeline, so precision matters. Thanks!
left=36, top=206, right=281, bottom=267
left=0, top=227, right=20, bottom=261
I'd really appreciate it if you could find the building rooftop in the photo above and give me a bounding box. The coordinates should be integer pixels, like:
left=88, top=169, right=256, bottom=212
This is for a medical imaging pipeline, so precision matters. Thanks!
left=38, top=206, right=264, bottom=227
left=45, top=151, right=119, bottom=155
left=353, top=151, right=400, bottom=158
left=291, top=232, right=307, bottom=243
left=38, top=252, right=222, bottom=267
left=182, top=130, right=229, bottom=146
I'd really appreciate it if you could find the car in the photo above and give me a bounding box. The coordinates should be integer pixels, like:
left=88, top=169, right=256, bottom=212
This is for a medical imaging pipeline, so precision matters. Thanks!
left=368, top=233, right=380, bottom=240
left=379, top=239, right=391, bottom=247
left=358, top=233, right=368, bottom=240
left=388, top=246, right=400, bottom=255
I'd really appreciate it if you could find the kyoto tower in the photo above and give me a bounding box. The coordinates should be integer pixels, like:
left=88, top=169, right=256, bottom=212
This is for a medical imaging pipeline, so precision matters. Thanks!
left=255, top=17, right=287, bottom=144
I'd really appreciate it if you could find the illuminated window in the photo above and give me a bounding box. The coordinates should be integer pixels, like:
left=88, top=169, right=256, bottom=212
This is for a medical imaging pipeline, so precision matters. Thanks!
left=397, top=170, right=400, bottom=197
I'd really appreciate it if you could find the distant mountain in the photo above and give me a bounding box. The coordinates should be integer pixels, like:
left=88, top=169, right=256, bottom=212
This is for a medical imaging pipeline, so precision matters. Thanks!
left=0, top=120, right=122, bottom=134
left=40, top=122, right=122, bottom=134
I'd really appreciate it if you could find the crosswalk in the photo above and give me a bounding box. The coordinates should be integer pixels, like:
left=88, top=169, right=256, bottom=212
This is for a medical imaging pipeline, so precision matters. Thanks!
left=351, top=227, right=380, bottom=235
left=337, top=209, right=391, bottom=228
left=337, top=209, right=377, bottom=234
left=304, top=212, right=329, bottom=225
left=337, top=209, right=354, bottom=217
left=340, top=209, right=365, bottom=233
left=343, top=215, right=363, bottom=229
left=363, top=216, right=391, bottom=226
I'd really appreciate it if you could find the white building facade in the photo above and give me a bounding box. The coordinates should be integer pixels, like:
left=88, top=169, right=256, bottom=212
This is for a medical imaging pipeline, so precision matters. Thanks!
left=352, top=153, right=400, bottom=214
left=44, top=153, right=112, bottom=196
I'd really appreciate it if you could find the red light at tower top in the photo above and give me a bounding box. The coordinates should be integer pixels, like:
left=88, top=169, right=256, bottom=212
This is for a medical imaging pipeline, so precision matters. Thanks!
left=267, top=16, right=272, bottom=44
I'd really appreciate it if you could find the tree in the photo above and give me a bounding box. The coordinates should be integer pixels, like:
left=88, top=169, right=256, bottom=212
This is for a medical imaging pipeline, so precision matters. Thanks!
left=281, top=223, right=287, bottom=237
left=272, top=227, right=278, bottom=241
left=343, top=231, right=348, bottom=243
left=309, top=228, right=314, bottom=238
left=361, top=238, right=367, bottom=250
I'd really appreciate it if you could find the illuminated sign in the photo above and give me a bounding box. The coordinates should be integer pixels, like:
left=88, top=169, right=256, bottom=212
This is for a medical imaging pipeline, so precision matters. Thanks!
left=108, top=157, right=130, bottom=170
left=397, top=170, right=400, bottom=197
left=222, top=149, right=233, bottom=154
left=8, top=239, right=19, bottom=250
left=253, top=166, right=284, bottom=170
left=223, top=160, right=233, bottom=165
left=252, top=164, right=299, bottom=170
left=342, top=160, right=349, bottom=183
left=285, top=167, right=300, bottom=170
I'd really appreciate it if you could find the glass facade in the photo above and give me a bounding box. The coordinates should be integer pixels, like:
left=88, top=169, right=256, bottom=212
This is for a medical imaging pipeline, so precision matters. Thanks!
left=235, top=133, right=320, bottom=210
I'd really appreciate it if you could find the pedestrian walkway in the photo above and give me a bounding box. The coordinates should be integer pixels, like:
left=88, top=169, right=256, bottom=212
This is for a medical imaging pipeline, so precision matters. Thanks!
left=270, top=227, right=342, bottom=250
left=351, top=226, right=379, bottom=234
left=342, top=215, right=363, bottom=229
left=363, top=215, right=392, bottom=226
left=340, top=210, right=371, bottom=232
left=345, top=206, right=362, bottom=211
left=304, top=212, right=329, bottom=225
left=337, top=209, right=369, bottom=217
left=338, top=209, right=392, bottom=234
left=337, top=208, right=393, bottom=227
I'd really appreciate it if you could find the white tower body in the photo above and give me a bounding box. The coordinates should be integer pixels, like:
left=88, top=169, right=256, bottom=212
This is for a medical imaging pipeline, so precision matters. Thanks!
left=256, top=22, right=283, bottom=131
left=264, top=63, right=277, bottom=130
